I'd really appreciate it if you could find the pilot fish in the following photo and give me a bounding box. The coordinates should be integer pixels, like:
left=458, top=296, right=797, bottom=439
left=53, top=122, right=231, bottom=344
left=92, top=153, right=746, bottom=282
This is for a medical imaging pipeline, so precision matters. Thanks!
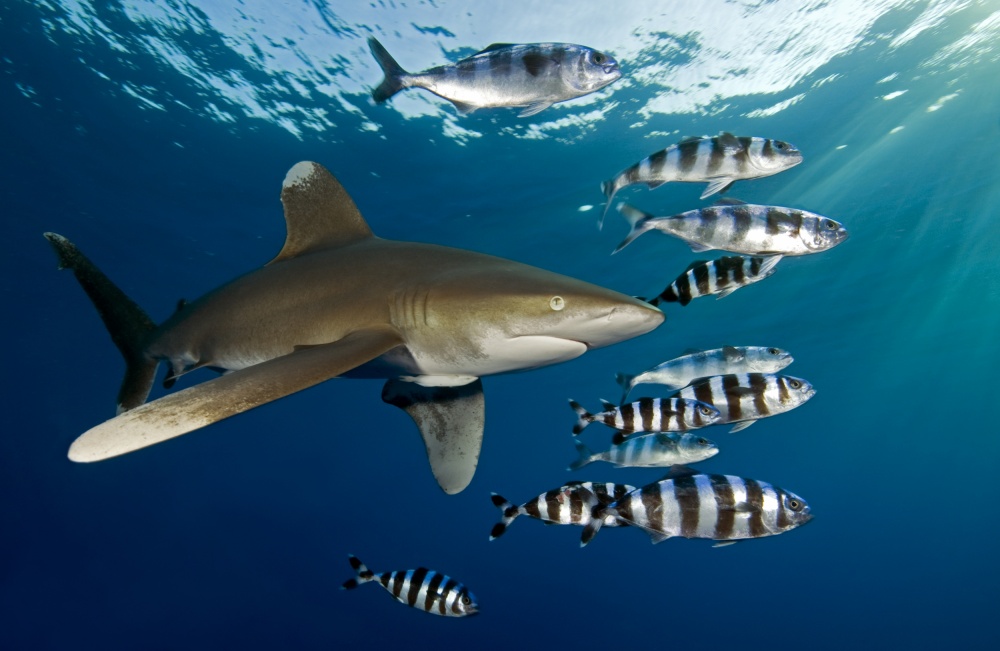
left=341, top=554, right=478, bottom=617
left=489, top=481, right=634, bottom=540
left=582, top=468, right=812, bottom=546
left=568, top=431, right=718, bottom=470
left=644, top=255, right=782, bottom=307
left=615, top=345, right=793, bottom=402
left=368, top=37, right=621, bottom=117
left=677, top=373, right=815, bottom=433
left=569, top=397, right=720, bottom=437
left=614, top=200, right=848, bottom=256
left=598, top=133, right=802, bottom=227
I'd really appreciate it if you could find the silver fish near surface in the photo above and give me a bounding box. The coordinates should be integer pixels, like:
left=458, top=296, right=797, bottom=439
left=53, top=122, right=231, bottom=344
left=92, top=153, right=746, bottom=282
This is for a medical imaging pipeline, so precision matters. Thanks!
left=568, top=431, right=718, bottom=470
left=677, top=373, right=815, bottom=433
left=582, top=468, right=812, bottom=546
left=614, top=200, right=848, bottom=256
left=598, top=132, right=802, bottom=227
left=368, top=37, right=621, bottom=117
left=643, top=255, right=782, bottom=307
left=341, top=554, right=478, bottom=617
left=615, top=345, right=793, bottom=402
left=568, top=397, right=721, bottom=437
left=489, top=481, right=635, bottom=540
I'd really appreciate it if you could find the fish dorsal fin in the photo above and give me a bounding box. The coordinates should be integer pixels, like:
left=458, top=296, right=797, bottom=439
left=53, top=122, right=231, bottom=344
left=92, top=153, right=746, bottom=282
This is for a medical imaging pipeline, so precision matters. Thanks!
left=685, top=259, right=709, bottom=272
left=659, top=464, right=700, bottom=481
left=476, top=43, right=514, bottom=54
left=269, top=161, right=374, bottom=265
left=678, top=135, right=704, bottom=144
left=722, top=345, right=745, bottom=362
left=714, top=197, right=747, bottom=206
left=716, top=132, right=741, bottom=150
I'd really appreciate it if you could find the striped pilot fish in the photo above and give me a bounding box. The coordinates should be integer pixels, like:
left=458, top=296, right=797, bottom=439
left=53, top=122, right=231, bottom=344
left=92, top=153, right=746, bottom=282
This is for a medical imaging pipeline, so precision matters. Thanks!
left=582, top=467, right=812, bottom=546
left=489, top=481, right=634, bottom=540
left=677, top=373, right=815, bottom=433
left=568, top=397, right=721, bottom=438
left=616, top=345, right=793, bottom=402
left=598, top=132, right=802, bottom=227
left=643, top=255, right=782, bottom=307
left=341, top=554, right=478, bottom=617
left=368, top=37, right=621, bottom=117
left=614, top=199, right=848, bottom=256
left=568, top=431, right=718, bottom=470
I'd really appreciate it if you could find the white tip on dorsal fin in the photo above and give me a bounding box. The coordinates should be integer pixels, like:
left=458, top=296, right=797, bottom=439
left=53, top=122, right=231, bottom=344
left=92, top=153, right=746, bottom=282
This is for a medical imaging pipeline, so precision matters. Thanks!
left=269, top=162, right=374, bottom=265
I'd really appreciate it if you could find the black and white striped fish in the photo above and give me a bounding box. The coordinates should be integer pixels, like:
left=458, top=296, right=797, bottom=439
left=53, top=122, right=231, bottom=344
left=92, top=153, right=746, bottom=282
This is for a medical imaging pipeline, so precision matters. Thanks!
left=568, top=431, right=718, bottom=470
left=368, top=37, right=621, bottom=117
left=614, top=200, right=848, bottom=256
left=489, top=481, right=634, bottom=540
left=598, top=133, right=802, bottom=227
left=582, top=468, right=812, bottom=546
left=568, top=397, right=721, bottom=437
left=341, top=554, right=478, bottom=617
left=677, top=373, right=815, bottom=433
left=643, top=255, right=782, bottom=307
left=615, top=345, right=793, bottom=402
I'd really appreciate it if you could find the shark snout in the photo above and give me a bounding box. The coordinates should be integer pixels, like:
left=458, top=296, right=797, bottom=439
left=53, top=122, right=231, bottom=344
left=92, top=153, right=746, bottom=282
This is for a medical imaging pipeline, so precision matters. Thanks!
left=583, top=300, right=663, bottom=349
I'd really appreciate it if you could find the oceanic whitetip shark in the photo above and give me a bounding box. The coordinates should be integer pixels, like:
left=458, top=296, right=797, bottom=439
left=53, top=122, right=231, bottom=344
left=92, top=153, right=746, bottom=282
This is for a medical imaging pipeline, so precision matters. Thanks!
left=45, top=161, right=663, bottom=494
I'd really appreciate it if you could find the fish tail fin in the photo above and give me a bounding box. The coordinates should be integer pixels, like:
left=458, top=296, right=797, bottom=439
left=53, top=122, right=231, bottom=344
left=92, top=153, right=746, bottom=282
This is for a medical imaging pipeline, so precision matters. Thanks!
left=612, top=203, right=654, bottom=253
left=597, top=178, right=620, bottom=230
left=614, top=372, right=636, bottom=404
left=568, top=399, right=594, bottom=435
left=649, top=285, right=681, bottom=307
left=367, top=37, right=410, bottom=103
left=341, top=554, right=376, bottom=589
left=581, top=507, right=611, bottom=548
left=567, top=439, right=595, bottom=471
left=489, top=493, right=521, bottom=540
left=44, top=233, right=158, bottom=413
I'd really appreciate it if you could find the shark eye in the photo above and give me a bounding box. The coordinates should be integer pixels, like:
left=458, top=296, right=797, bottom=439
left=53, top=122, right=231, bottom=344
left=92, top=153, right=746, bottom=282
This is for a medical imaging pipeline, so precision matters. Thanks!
left=550, top=296, right=565, bottom=311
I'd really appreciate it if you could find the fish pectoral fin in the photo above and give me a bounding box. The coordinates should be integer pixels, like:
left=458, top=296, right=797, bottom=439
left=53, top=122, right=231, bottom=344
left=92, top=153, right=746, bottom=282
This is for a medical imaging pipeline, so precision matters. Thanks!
left=700, top=178, right=735, bottom=199
left=381, top=378, right=485, bottom=495
left=518, top=101, right=553, bottom=117
left=712, top=540, right=739, bottom=548
left=67, top=327, right=405, bottom=463
left=451, top=100, right=477, bottom=115
left=728, top=420, right=756, bottom=433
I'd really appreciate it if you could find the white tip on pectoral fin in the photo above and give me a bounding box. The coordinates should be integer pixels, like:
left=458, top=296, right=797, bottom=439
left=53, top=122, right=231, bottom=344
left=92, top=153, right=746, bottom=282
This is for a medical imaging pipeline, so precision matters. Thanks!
left=68, top=327, right=404, bottom=462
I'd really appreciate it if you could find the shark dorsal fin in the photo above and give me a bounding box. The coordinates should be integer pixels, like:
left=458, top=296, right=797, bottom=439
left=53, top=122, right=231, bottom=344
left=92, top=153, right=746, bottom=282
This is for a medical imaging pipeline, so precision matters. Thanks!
left=269, top=161, right=374, bottom=265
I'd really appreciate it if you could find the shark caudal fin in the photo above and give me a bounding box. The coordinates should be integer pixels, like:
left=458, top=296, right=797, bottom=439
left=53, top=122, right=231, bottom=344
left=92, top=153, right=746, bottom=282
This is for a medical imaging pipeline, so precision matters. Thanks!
left=44, top=233, right=158, bottom=414
left=367, top=37, right=410, bottom=103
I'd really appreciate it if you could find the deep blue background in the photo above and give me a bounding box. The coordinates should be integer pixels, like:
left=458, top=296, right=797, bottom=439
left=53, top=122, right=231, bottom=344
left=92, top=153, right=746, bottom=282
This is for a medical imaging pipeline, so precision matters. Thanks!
left=2, top=2, right=998, bottom=649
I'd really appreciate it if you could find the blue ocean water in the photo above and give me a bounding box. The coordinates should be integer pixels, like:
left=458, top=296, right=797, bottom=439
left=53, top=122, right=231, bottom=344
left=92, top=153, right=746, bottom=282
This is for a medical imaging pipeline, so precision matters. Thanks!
left=2, top=1, right=999, bottom=648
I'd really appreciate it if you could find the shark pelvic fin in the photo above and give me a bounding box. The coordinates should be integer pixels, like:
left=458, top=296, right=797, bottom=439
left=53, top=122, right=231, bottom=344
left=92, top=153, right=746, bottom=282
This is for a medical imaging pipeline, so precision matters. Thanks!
left=269, top=162, right=374, bottom=265
left=381, top=378, right=485, bottom=495
left=67, top=326, right=405, bottom=463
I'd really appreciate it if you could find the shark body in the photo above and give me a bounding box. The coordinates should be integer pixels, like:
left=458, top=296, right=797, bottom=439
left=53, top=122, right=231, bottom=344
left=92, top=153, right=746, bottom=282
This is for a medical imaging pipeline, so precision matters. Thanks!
left=46, top=162, right=663, bottom=493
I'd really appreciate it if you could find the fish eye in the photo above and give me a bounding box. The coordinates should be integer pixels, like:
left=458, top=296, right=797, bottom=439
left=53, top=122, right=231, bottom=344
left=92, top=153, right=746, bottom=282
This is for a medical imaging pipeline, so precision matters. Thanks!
left=697, top=437, right=709, bottom=445
left=593, top=52, right=606, bottom=64
left=788, top=498, right=802, bottom=511
left=824, top=220, right=837, bottom=229
left=698, top=406, right=714, bottom=416
left=789, top=379, right=802, bottom=389
left=774, top=141, right=786, bottom=150
left=549, top=296, right=565, bottom=311
left=767, top=347, right=780, bottom=355
left=461, top=595, right=471, bottom=605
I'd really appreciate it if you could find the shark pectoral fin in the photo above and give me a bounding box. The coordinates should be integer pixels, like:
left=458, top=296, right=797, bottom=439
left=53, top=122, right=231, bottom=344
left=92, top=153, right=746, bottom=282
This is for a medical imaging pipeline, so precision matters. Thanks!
left=381, top=378, right=485, bottom=495
left=68, top=327, right=405, bottom=463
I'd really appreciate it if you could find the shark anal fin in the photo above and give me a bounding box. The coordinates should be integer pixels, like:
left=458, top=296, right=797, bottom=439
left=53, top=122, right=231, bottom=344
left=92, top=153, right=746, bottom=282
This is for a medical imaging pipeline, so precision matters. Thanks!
left=382, top=378, right=485, bottom=495
left=68, top=327, right=405, bottom=463
left=269, top=162, right=374, bottom=265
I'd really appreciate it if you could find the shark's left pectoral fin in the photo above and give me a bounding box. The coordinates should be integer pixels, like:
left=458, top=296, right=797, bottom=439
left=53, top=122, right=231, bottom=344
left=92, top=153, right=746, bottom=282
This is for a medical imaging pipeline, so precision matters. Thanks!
left=68, top=327, right=405, bottom=462
left=382, top=378, right=485, bottom=495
